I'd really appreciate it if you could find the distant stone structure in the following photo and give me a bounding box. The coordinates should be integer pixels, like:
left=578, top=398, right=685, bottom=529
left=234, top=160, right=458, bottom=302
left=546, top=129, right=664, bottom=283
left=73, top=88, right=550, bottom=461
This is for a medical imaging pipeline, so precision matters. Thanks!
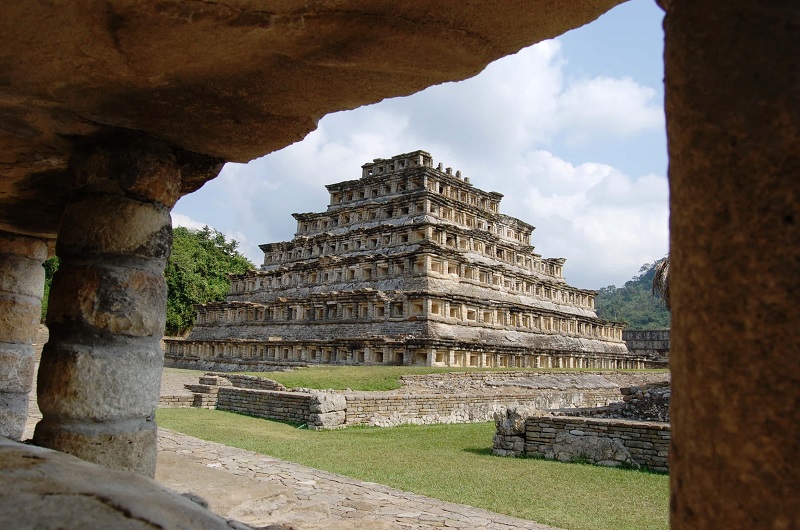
left=623, top=329, right=670, bottom=360
left=166, top=151, right=653, bottom=369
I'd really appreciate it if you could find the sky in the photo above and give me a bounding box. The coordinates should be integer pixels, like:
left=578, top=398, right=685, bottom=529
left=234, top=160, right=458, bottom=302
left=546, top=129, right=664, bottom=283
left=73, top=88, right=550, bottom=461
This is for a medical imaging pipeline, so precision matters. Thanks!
left=173, top=0, right=668, bottom=291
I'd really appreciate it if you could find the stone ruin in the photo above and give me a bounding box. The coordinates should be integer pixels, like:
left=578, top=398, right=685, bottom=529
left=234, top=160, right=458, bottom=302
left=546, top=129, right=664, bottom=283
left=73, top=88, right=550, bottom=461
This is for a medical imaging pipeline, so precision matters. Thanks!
left=166, top=370, right=670, bottom=431
left=0, top=2, right=796, bottom=529
left=166, top=151, right=653, bottom=371
left=492, top=382, right=671, bottom=472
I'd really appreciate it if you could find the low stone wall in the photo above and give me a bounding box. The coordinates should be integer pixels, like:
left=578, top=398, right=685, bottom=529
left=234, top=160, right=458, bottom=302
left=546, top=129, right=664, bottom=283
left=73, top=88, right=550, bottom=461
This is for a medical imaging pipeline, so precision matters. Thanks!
left=211, top=385, right=624, bottom=429
left=344, top=388, right=622, bottom=427
left=400, top=371, right=670, bottom=393
left=187, top=371, right=670, bottom=432
left=158, top=395, right=194, bottom=408
left=163, top=356, right=304, bottom=372
left=215, top=387, right=346, bottom=429
left=217, top=387, right=313, bottom=424
left=493, top=408, right=669, bottom=472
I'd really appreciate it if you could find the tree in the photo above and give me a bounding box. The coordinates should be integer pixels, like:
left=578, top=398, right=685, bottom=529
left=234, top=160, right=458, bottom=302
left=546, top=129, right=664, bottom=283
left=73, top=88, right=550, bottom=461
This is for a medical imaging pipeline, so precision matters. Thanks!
left=165, top=226, right=254, bottom=336
left=594, top=260, right=671, bottom=330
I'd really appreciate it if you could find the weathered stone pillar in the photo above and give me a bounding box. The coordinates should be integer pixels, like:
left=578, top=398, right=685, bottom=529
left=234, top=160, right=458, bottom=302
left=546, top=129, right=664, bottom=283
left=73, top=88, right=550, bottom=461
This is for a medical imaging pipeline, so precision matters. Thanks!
left=33, top=133, right=188, bottom=477
left=665, top=1, right=800, bottom=528
left=0, top=233, right=48, bottom=440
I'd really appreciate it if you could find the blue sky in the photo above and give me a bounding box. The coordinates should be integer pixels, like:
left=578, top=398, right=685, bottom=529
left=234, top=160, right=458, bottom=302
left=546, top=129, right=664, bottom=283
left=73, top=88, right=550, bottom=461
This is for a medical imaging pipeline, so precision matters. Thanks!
left=174, top=0, right=668, bottom=290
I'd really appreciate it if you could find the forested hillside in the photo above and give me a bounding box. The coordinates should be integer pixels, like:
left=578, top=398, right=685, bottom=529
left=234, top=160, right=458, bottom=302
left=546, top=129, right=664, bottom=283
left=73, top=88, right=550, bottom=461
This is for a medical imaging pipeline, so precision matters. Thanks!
left=594, top=260, right=670, bottom=330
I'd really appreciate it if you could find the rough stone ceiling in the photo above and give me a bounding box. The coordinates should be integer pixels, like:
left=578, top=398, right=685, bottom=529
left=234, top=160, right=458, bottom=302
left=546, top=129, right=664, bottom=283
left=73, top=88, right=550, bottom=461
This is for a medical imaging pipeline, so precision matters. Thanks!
left=0, top=0, right=625, bottom=238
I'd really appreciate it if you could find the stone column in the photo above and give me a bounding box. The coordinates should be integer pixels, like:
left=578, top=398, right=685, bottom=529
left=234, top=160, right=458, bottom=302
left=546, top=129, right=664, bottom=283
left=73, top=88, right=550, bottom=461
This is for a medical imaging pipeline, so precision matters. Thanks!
left=33, top=133, right=183, bottom=477
left=0, top=232, right=48, bottom=440
left=665, top=1, right=800, bottom=528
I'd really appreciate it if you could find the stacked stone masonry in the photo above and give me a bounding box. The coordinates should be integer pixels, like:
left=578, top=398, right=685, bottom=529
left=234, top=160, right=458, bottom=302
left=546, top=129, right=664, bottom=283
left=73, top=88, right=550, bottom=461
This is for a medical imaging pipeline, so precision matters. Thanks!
left=523, top=416, right=670, bottom=472
left=166, top=151, right=653, bottom=370
left=553, top=382, right=671, bottom=422
left=342, top=389, right=622, bottom=427
left=217, top=388, right=313, bottom=425
left=492, top=382, right=671, bottom=472
left=168, top=371, right=669, bottom=430
left=213, top=387, right=625, bottom=429
left=623, top=329, right=670, bottom=359
left=0, top=233, right=48, bottom=440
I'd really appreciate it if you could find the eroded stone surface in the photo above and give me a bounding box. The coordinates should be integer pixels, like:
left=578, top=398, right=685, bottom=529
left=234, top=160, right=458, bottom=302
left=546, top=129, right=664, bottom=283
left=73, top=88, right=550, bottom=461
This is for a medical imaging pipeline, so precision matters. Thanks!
left=34, top=138, right=174, bottom=476
left=0, top=232, right=48, bottom=440
left=0, top=436, right=236, bottom=530
left=0, top=1, right=624, bottom=238
left=548, top=431, right=637, bottom=468
left=665, top=1, right=800, bottom=527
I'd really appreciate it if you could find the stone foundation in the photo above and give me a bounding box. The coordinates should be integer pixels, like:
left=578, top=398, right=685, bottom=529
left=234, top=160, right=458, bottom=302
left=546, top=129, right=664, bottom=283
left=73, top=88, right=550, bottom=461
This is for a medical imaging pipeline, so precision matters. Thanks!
left=343, top=389, right=621, bottom=427
left=493, top=380, right=671, bottom=471
left=163, top=354, right=305, bottom=372
left=158, top=395, right=195, bottom=408
left=522, top=416, right=670, bottom=472
left=175, top=371, right=669, bottom=430
left=216, top=387, right=346, bottom=429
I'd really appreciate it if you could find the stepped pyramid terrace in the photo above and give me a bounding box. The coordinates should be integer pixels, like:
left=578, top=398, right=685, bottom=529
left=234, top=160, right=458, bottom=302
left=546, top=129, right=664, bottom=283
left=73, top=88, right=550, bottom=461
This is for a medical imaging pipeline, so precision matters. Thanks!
left=167, top=151, right=648, bottom=369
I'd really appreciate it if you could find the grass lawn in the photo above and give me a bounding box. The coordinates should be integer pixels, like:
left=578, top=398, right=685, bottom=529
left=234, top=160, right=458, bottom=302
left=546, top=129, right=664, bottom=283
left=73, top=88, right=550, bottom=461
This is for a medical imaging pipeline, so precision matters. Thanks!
left=239, top=365, right=670, bottom=391
left=157, top=408, right=668, bottom=530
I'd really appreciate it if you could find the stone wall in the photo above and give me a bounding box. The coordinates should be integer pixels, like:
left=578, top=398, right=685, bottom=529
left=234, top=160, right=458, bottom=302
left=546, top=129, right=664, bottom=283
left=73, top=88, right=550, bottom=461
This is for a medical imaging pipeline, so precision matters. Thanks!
left=493, top=408, right=669, bottom=472
left=210, top=384, right=626, bottom=429
left=163, top=355, right=305, bottom=372
left=217, top=387, right=312, bottom=425
left=344, top=389, right=622, bottom=427
left=400, top=371, right=670, bottom=393
left=158, top=395, right=194, bottom=408
left=526, top=416, right=669, bottom=472
left=182, top=371, right=671, bottom=429
left=556, top=382, right=671, bottom=422
left=622, top=330, right=670, bottom=358
left=215, top=387, right=346, bottom=429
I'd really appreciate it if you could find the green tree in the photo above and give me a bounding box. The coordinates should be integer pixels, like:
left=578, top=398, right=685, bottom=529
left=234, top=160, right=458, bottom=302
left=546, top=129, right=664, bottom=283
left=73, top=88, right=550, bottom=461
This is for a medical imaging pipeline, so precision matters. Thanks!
left=594, top=260, right=671, bottom=330
left=165, top=226, right=254, bottom=336
left=41, top=256, right=60, bottom=322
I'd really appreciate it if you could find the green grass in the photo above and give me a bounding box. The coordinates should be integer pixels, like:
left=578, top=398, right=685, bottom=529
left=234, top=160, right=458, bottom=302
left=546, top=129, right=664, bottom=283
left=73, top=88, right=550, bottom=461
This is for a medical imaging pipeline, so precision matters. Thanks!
left=157, top=408, right=668, bottom=530
left=239, top=365, right=669, bottom=391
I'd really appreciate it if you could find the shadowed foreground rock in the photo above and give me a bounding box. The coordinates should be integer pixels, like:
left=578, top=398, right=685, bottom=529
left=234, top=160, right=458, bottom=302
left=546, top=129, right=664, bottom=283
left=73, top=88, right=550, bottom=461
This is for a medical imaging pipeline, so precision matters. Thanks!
left=0, top=436, right=234, bottom=530
left=0, top=0, right=625, bottom=238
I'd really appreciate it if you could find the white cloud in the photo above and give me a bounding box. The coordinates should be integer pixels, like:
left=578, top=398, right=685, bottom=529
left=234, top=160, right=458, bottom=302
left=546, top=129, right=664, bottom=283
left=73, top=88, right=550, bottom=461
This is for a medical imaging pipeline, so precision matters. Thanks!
left=558, top=76, right=663, bottom=144
left=172, top=37, right=667, bottom=289
left=171, top=212, right=207, bottom=231
left=171, top=212, right=263, bottom=265
left=503, top=151, right=668, bottom=288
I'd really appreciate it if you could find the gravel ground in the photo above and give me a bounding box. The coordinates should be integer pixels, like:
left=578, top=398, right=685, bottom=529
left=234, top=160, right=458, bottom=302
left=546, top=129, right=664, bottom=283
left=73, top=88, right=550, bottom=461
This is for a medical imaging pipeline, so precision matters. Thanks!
left=160, top=368, right=206, bottom=396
